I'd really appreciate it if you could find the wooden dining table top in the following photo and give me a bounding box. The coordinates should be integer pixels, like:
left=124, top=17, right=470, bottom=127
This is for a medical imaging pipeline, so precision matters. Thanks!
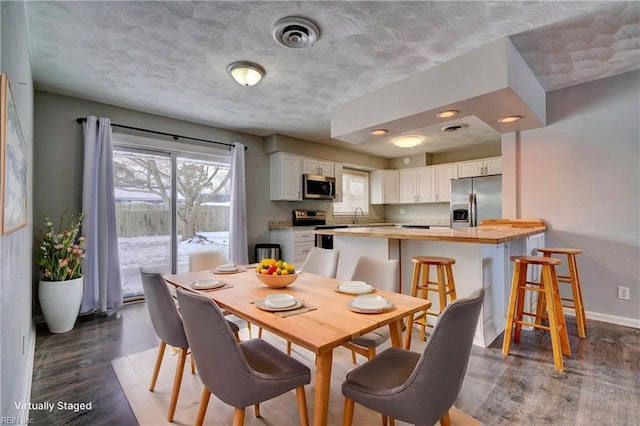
left=163, top=267, right=430, bottom=355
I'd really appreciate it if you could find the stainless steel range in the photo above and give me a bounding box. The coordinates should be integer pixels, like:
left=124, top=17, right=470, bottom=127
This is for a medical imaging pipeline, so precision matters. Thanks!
left=291, top=210, right=347, bottom=249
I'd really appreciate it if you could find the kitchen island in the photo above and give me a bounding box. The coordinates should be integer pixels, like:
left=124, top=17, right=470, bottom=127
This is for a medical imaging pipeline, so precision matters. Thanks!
left=314, top=223, right=547, bottom=347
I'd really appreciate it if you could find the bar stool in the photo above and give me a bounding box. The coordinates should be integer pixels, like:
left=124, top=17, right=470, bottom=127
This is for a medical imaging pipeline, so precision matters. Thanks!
left=537, top=248, right=586, bottom=338
left=404, top=256, right=457, bottom=350
left=502, top=256, right=571, bottom=372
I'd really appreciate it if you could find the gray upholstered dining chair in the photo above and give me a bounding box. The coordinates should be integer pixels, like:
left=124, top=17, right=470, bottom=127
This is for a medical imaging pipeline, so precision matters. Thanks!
left=176, top=288, right=311, bottom=426
left=140, top=268, right=240, bottom=422
left=300, top=246, right=340, bottom=278
left=341, top=289, right=484, bottom=426
left=342, top=256, right=399, bottom=364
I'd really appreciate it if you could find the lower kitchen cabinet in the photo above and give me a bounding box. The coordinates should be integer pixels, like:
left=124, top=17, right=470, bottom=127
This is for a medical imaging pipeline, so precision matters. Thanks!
left=270, top=229, right=315, bottom=266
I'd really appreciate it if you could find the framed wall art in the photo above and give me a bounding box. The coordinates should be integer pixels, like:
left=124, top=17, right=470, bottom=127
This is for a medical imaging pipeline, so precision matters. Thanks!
left=1, top=73, right=27, bottom=234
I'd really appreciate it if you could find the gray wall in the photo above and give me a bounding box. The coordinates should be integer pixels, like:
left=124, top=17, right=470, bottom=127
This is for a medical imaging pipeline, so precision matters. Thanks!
left=503, top=70, right=640, bottom=325
left=0, top=1, right=35, bottom=418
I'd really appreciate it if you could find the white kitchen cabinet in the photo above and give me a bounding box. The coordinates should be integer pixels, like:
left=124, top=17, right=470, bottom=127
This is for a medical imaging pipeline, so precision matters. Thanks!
left=333, top=163, right=343, bottom=203
left=458, top=156, right=502, bottom=178
left=302, top=158, right=335, bottom=177
left=433, top=163, right=458, bottom=202
left=270, top=229, right=315, bottom=266
left=370, top=170, right=400, bottom=204
left=270, top=153, right=302, bottom=201
left=399, top=167, right=435, bottom=203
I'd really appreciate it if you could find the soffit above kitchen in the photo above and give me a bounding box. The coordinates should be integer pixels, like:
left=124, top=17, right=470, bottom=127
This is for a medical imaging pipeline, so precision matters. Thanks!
left=331, top=38, right=546, bottom=146
left=24, top=1, right=640, bottom=158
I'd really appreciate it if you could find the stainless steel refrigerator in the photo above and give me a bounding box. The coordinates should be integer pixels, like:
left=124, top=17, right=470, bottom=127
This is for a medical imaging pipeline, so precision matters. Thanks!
left=450, top=175, right=502, bottom=228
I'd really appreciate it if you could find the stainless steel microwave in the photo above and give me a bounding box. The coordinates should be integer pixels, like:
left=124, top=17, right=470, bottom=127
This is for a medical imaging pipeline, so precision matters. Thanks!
left=302, top=174, right=336, bottom=200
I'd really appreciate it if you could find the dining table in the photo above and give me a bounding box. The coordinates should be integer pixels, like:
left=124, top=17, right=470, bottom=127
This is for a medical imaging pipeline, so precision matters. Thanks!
left=164, top=267, right=430, bottom=426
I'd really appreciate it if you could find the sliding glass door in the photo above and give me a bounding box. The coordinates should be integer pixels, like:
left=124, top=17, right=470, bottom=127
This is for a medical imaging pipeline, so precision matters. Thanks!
left=113, top=146, right=230, bottom=300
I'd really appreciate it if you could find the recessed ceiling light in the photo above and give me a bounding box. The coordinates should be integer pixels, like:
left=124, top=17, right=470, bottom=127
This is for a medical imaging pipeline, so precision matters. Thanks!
left=497, top=115, right=522, bottom=123
left=436, top=110, right=459, bottom=119
left=393, top=135, right=423, bottom=148
left=227, top=61, right=265, bottom=87
left=370, top=129, right=388, bottom=136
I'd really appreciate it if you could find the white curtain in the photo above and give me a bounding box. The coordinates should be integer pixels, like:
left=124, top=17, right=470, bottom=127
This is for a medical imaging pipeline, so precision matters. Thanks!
left=229, top=142, right=248, bottom=264
left=80, top=116, right=123, bottom=313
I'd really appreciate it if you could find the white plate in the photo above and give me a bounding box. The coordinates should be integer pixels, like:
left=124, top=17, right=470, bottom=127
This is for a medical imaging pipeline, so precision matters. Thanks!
left=350, top=294, right=390, bottom=310
left=216, top=264, right=238, bottom=272
left=255, top=299, right=303, bottom=312
left=338, top=281, right=373, bottom=294
left=265, top=294, right=297, bottom=308
left=191, top=279, right=226, bottom=290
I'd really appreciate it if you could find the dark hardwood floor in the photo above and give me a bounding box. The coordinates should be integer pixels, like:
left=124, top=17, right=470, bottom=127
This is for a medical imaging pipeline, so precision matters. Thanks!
left=30, top=301, right=640, bottom=425
left=30, top=301, right=158, bottom=426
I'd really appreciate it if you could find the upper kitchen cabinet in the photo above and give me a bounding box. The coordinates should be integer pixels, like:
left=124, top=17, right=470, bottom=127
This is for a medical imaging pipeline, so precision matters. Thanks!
left=270, top=152, right=302, bottom=201
left=333, top=163, right=343, bottom=203
left=370, top=170, right=400, bottom=204
left=302, top=158, right=335, bottom=177
left=399, top=167, right=435, bottom=204
left=434, top=163, right=458, bottom=202
left=457, top=156, right=502, bottom=178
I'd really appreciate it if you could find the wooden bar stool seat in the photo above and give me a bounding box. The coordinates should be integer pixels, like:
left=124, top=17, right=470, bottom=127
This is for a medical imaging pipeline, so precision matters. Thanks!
left=502, top=256, right=571, bottom=372
left=404, top=256, right=457, bottom=350
left=536, top=248, right=587, bottom=338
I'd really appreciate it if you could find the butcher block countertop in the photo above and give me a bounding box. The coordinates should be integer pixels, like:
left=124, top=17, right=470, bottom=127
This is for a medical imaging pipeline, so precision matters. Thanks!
left=313, top=222, right=547, bottom=244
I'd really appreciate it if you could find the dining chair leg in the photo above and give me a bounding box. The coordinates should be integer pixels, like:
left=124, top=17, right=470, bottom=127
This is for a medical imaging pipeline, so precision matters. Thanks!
left=296, top=386, right=309, bottom=426
left=351, top=349, right=357, bottom=364
left=258, top=327, right=263, bottom=338
left=190, top=353, right=196, bottom=374
left=167, top=347, right=188, bottom=422
left=254, top=403, right=261, bottom=418
left=368, top=347, right=376, bottom=359
left=389, top=417, right=395, bottom=426
left=287, top=341, right=292, bottom=355
left=149, top=340, right=166, bottom=391
left=382, top=414, right=388, bottom=425
left=439, top=410, right=452, bottom=426
left=342, top=397, right=355, bottom=426
left=234, top=330, right=241, bottom=343
left=195, top=388, right=211, bottom=426
left=247, top=321, right=252, bottom=338
left=232, top=407, right=246, bottom=426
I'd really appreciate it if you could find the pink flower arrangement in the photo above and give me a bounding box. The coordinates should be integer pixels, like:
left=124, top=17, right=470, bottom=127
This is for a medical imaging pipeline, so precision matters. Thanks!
left=37, top=212, right=85, bottom=281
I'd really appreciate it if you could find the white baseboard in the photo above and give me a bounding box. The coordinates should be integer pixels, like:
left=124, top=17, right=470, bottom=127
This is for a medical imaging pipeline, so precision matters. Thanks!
left=563, top=308, right=640, bottom=329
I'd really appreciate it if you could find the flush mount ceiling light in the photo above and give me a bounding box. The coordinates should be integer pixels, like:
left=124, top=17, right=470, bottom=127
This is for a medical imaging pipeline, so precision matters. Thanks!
left=393, top=135, right=423, bottom=148
left=370, top=128, right=388, bottom=136
left=498, top=115, right=522, bottom=123
left=436, top=110, right=459, bottom=119
left=227, top=61, right=265, bottom=87
left=272, top=16, right=320, bottom=48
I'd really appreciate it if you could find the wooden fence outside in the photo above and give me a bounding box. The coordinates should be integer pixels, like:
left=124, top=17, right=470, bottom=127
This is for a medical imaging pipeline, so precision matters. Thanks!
left=116, top=204, right=230, bottom=237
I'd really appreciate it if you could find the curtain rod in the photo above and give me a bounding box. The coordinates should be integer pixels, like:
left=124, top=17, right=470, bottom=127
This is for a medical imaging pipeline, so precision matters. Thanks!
left=75, top=117, right=247, bottom=150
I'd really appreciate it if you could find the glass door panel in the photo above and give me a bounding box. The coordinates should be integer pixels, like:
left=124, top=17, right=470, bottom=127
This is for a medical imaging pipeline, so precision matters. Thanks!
left=176, top=156, right=231, bottom=273
left=113, top=149, right=171, bottom=300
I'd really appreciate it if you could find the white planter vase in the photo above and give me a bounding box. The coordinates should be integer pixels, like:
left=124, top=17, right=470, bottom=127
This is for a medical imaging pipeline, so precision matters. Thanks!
left=39, top=276, right=84, bottom=333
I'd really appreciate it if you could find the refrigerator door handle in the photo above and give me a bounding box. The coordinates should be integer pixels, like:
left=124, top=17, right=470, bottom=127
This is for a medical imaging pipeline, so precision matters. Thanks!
left=471, top=192, right=477, bottom=226
left=468, top=193, right=474, bottom=226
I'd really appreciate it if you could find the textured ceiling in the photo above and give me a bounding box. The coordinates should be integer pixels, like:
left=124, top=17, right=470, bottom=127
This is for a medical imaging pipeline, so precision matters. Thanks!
left=25, top=1, right=640, bottom=158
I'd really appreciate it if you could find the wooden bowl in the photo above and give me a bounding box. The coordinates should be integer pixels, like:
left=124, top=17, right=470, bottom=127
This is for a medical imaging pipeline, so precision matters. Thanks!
left=256, top=272, right=299, bottom=288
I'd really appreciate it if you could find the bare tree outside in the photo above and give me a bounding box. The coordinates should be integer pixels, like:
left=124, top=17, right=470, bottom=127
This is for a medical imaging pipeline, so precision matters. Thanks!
left=113, top=151, right=230, bottom=241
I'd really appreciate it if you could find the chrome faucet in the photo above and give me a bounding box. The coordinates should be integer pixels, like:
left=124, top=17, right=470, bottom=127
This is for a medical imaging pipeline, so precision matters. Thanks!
left=353, top=207, right=364, bottom=224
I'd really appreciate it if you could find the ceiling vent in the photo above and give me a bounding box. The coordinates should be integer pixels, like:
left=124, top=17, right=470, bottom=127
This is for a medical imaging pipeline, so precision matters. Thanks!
left=442, top=124, right=469, bottom=133
left=272, top=17, right=320, bottom=48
